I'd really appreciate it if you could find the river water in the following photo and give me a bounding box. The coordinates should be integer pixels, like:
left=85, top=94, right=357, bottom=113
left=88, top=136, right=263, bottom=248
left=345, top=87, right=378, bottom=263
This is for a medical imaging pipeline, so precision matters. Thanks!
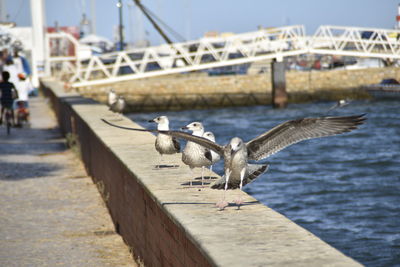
left=128, top=99, right=400, bottom=266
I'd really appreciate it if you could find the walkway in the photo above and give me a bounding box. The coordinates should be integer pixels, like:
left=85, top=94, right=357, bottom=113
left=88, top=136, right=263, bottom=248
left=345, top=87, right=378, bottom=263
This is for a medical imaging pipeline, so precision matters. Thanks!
left=0, top=96, right=136, bottom=266
left=48, top=25, right=400, bottom=87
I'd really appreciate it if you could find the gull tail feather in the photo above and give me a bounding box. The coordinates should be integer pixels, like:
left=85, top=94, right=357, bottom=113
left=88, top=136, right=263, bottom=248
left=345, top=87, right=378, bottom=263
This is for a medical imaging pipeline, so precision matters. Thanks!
left=244, top=164, right=269, bottom=186
left=211, top=176, right=227, bottom=190
left=211, top=164, right=269, bottom=190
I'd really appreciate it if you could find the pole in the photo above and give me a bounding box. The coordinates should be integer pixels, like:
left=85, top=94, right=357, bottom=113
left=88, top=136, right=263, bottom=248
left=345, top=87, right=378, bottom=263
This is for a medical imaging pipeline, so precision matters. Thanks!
left=117, top=0, right=124, bottom=50
left=30, top=0, right=46, bottom=87
left=271, top=59, right=288, bottom=108
left=397, top=4, right=400, bottom=29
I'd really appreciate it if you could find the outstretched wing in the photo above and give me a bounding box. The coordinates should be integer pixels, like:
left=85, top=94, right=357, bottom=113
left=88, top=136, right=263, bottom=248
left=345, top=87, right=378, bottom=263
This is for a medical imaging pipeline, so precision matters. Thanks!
left=101, top=119, right=224, bottom=155
left=172, top=137, right=181, bottom=152
left=246, top=114, right=366, bottom=161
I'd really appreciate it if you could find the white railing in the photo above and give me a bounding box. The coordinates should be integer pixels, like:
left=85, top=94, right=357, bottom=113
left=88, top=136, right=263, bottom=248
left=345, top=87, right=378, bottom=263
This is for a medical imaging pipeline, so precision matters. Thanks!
left=309, top=25, right=400, bottom=58
left=45, top=25, right=400, bottom=87
left=49, top=25, right=308, bottom=87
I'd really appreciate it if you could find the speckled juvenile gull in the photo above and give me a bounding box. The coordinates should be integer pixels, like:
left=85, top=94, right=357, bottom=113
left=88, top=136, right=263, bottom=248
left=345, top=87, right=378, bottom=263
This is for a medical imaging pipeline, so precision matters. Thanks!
left=109, top=96, right=126, bottom=115
left=108, top=89, right=117, bottom=107
left=181, top=122, right=213, bottom=186
left=327, top=99, right=352, bottom=113
left=102, top=114, right=366, bottom=208
left=202, top=131, right=221, bottom=172
left=148, top=116, right=180, bottom=168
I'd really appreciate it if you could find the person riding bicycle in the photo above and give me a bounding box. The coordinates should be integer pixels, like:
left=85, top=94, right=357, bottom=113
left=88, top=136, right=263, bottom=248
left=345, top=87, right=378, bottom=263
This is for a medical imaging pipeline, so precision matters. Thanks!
left=0, top=71, right=18, bottom=126
left=15, top=73, right=33, bottom=126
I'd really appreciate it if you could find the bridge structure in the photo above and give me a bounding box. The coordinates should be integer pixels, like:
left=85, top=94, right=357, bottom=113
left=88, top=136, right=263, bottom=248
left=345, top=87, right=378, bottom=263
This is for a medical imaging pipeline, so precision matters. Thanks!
left=45, top=25, right=400, bottom=88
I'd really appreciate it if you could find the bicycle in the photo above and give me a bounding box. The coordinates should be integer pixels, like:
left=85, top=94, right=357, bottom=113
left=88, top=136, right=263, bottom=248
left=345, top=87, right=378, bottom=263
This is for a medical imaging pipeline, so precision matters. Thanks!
left=15, top=101, right=30, bottom=128
left=3, top=107, right=13, bottom=135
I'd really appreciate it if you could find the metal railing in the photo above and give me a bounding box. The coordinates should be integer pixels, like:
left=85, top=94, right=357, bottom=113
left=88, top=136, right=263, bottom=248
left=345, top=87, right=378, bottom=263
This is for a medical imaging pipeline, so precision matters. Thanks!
left=45, top=25, right=400, bottom=88
left=309, top=25, right=400, bottom=59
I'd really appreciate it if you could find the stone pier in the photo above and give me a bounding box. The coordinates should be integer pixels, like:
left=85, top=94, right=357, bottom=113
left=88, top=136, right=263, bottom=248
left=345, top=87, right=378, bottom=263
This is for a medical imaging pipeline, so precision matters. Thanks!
left=40, top=77, right=362, bottom=266
left=71, top=66, right=400, bottom=112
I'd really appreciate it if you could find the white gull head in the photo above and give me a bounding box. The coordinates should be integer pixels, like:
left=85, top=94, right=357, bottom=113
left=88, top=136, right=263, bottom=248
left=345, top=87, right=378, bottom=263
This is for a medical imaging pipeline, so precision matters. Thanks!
left=149, top=116, right=170, bottom=131
left=182, top=122, right=204, bottom=137
left=108, top=89, right=117, bottom=106
left=203, top=131, right=216, bottom=142
left=229, top=137, right=245, bottom=153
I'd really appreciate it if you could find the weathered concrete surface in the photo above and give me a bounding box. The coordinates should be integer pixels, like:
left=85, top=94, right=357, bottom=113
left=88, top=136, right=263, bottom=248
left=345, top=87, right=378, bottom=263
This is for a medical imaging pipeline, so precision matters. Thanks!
left=0, top=96, right=136, bottom=266
left=42, top=77, right=363, bottom=267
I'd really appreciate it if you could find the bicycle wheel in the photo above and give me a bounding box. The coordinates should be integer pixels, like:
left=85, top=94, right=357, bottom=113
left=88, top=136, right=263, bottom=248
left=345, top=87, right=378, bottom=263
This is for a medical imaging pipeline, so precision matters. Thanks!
left=6, top=120, right=11, bottom=135
left=5, top=110, right=11, bottom=135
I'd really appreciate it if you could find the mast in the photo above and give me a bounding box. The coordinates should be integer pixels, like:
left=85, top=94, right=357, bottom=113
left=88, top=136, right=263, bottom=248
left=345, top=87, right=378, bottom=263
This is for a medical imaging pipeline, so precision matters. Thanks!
left=132, top=0, right=188, bottom=65
left=117, top=0, right=124, bottom=50
left=133, top=0, right=173, bottom=45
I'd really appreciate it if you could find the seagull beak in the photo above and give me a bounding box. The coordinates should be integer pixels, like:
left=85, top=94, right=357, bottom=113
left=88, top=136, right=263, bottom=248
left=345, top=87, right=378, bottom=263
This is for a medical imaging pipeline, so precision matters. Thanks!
left=181, top=126, right=189, bottom=130
left=148, top=119, right=155, bottom=123
left=228, top=144, right=235, bottom=155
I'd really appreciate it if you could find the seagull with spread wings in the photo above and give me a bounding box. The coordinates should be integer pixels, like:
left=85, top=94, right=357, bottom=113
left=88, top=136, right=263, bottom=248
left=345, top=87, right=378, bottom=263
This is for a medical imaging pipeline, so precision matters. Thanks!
left=102, top=114, right=366, bottom=209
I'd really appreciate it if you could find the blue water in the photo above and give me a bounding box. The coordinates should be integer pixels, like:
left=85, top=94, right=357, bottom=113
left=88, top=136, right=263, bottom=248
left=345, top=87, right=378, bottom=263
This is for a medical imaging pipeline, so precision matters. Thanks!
left=128, top=100, right=400, bottom=266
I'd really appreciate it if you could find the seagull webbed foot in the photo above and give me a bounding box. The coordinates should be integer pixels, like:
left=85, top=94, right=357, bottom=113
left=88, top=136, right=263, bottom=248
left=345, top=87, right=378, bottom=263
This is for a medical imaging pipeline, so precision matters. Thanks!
left=234, top=197, right=244, bottom=209
left=216, top=200, right=229, bottom=211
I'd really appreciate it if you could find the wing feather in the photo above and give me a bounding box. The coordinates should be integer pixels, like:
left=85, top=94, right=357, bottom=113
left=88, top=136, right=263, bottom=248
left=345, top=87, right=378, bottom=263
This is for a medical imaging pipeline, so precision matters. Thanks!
left=172, top=137, right=181, bottom=152
left=246, top=114, right=366, bottom=161
left=101, top=119, right=224, bottom=155
left=158, top=130, right=224, bottom=156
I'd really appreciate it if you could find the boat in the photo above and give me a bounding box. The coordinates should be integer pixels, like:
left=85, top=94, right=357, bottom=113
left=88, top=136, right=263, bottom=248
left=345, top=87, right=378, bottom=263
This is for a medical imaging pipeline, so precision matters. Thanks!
left=364, top=78, right=400, bottom=100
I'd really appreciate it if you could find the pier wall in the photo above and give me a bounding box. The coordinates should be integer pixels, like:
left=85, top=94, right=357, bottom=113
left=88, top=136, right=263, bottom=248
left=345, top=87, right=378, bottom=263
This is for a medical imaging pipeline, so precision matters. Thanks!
left=74, top=67, right=400, bottom=111
left=41, top=78, right=361, bottom=266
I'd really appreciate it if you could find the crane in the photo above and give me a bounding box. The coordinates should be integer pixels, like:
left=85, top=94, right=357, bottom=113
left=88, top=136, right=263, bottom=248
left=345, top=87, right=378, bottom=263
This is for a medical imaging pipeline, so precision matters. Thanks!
left=132, top=0, right=189, bottom=65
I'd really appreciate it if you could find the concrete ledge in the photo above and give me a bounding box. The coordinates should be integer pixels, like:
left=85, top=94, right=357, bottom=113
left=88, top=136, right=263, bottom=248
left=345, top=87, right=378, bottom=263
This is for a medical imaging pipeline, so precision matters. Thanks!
left=41, top=77, right=361, bottom=266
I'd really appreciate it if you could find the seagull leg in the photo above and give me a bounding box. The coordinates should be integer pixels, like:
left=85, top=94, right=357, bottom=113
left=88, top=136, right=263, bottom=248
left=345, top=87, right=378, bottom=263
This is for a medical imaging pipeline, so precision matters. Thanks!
left=201, top=166, right=205, bottom=186
left=114, top=112, right=123, bottom=121
left=234, top=168, right=246, bottom=209
left=155, top=154, right=162, bottom=169
left=208, top=165, right=213, bottom=180
left=189, top=168, right=194, bottom=187
left=216, top=169, right=231, bottom=210
left=208, top=165, right=217, bottom=180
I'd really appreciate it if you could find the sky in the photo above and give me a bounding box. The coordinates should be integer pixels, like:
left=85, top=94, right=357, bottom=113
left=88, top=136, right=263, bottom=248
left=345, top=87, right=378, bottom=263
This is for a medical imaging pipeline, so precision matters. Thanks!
left=3, top=0, right=400, bottom=46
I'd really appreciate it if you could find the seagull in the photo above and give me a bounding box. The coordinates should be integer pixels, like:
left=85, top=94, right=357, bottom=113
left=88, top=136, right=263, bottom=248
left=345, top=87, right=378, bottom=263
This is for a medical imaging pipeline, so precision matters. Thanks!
left=102, top=114, right=366, bottom=209
left=181, top=122, right=213, bottom=186
left=108, top=89, right=117, bottom=107
left=202, top=131, right=221, bottom=172
left=148, top=116, right=180, bottom=168
left=327, top=99, right=352, bottom=113
left=109, top=96, right=126, bottom=117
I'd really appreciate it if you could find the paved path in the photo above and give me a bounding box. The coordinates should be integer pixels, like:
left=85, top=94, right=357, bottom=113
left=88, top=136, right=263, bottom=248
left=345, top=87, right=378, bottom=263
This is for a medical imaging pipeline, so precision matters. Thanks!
left=0, top=96, right=136, bottom=266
